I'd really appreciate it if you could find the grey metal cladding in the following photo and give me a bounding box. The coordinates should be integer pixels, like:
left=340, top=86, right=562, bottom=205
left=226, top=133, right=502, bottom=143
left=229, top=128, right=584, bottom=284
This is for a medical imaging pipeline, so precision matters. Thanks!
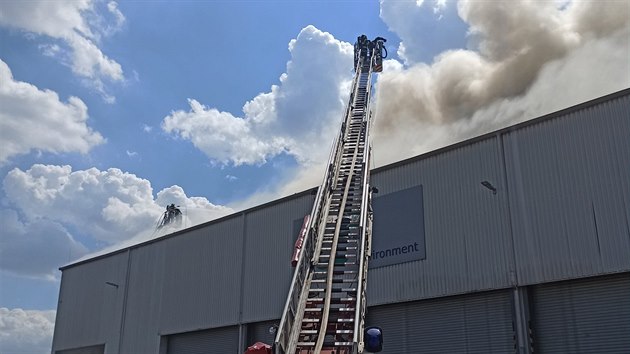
left=52, top=252, right=128, bottom=352
left=504, top=93, right=630, bottom=284
left=52, top=90, right=630, bottom=352
left=367, top=137, right=514, bottom=305
left=365, top=289, right=514, bottom=353
left=119, top=244, right=167, bottom=353
left=531, top=273, right=630, bottom=352
left=166, top=326, right=239, bottom=354
left=364, top=302, right=408, bottom=353
left=241, top=193, right=315, bottom=323
left=55, top=344, right=105, bottom=354
left=159, top=216, right=244, bottom=334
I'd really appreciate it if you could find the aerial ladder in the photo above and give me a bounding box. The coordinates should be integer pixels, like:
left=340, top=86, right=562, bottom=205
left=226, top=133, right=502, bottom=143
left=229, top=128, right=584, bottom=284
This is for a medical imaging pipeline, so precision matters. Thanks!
left=272, top=35, right=387, bottom=354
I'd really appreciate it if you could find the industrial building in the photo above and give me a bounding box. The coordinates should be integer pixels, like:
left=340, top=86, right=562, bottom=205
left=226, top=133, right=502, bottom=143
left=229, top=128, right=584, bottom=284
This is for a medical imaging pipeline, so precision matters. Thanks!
left=52, top=89, right=630, bottom=354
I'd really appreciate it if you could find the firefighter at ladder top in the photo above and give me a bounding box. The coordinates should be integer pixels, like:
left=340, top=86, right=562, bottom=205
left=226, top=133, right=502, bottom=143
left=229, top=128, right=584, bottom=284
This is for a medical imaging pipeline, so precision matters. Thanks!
left=354, top=35, right=387, bottom=71
left=161, top=203, right=182, bottom=228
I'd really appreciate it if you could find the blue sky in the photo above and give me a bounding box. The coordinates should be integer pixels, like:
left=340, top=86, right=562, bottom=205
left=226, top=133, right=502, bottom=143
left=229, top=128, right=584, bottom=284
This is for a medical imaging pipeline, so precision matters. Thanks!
left=1, top=1, right=628, bottom=353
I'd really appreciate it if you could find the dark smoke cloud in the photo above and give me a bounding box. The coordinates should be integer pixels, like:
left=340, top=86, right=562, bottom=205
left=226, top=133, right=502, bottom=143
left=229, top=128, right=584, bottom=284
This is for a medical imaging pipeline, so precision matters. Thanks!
left=373, top=0, right=629, bottom=165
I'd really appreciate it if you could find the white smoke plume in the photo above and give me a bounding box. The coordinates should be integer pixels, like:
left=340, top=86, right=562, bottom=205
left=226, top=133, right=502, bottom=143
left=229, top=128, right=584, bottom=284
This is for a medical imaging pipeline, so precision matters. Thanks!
left=373, top=0, right=630, bottom=165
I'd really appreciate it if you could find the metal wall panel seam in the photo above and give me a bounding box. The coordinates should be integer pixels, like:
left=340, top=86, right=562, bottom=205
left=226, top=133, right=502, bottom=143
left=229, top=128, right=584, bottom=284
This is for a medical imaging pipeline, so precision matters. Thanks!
left=238, top=212, right=247, bottom=354
left=156, top=243, right=167, bottom=342
left=498, top=132, right=519, bottom=286
left=116, top=249, right=132, bottom=354
left=51, top=272, right=66, bottom=351
left=605, top=97, right=630, bottom=269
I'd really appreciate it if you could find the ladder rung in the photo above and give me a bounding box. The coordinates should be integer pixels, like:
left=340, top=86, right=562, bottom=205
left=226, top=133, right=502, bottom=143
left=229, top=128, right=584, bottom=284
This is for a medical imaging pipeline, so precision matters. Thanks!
left=314, top=270, right=358, bottom=275
left=311, top=279, right=356, bottom=283
left=327, top=342, right=354, bottom=346
left=299, top=329, right=355, bottom=335
left=308, top=297, right=356, bottom=302
left=339, top=288, right=356, bottom=292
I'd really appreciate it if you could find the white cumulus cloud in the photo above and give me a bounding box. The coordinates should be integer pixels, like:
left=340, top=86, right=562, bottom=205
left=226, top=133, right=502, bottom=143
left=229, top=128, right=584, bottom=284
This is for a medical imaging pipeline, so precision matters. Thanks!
left=162, top=25, right=354, bottom=167
left=3, top=165, right=233, bottom=243
left=2, top=164, right=234, bottom=276
left=0, top=209, right=88, bottom=279
left=0, top=60, right=105, bottom=165
left=163, top=99, right=289, bottom=166
left=0, top=0, right=125, bottom=100
left=0, top=308, right=55, bottom=354
left=4, top=165, right=161, bottom=244
left=74, top=185, right=234, bottom=262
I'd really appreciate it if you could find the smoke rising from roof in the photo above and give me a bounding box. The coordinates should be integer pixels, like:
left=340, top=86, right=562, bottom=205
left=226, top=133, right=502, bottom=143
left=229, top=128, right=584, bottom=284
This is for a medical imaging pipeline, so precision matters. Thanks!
left=373, top=0, right=629, bottom=165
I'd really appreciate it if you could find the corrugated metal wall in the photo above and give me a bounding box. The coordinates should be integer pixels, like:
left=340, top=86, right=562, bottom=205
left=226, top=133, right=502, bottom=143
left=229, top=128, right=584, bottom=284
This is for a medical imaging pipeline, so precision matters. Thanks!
left=366, top=91, right=630, bottom=305
left=53, top=90, right=630, bottom=353
left=366, top=289, right=515, bottom=353
left=52, top=252, right=128, bottom=353
left=54, top=193, right=314, bottom=353
left=241, top=193, right=314, bottom=323
left=56, top=344, right=105, bottom=354
left=119, top=244, right=167, bottom=353
left=504, top=93, right=630, bottom=284
left=368, top=137, right=515, bottom=305
left=166, top=326, right=239, bottom=354
left=159, top=216, right=244, bottom=334
left=531, top=273, right=630, bottom=353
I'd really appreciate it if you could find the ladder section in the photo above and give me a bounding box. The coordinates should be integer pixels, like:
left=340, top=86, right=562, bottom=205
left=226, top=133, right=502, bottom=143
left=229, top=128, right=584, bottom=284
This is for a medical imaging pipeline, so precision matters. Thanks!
left=274, top=36, right=384, bottom=354
left=295, top=64, right=371, bottom=354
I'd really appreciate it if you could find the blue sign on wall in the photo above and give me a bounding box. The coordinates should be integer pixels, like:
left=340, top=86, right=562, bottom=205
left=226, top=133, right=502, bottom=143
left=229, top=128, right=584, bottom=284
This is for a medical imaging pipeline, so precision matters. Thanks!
left=370, top=185, right=426, bottom=268
left=292, top=185, right=426, bottom=269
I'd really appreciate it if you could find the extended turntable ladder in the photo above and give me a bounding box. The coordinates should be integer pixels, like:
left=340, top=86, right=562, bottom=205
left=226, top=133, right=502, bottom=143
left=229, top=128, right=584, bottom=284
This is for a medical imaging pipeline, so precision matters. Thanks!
left=274, top=36, right=385, bottom=354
